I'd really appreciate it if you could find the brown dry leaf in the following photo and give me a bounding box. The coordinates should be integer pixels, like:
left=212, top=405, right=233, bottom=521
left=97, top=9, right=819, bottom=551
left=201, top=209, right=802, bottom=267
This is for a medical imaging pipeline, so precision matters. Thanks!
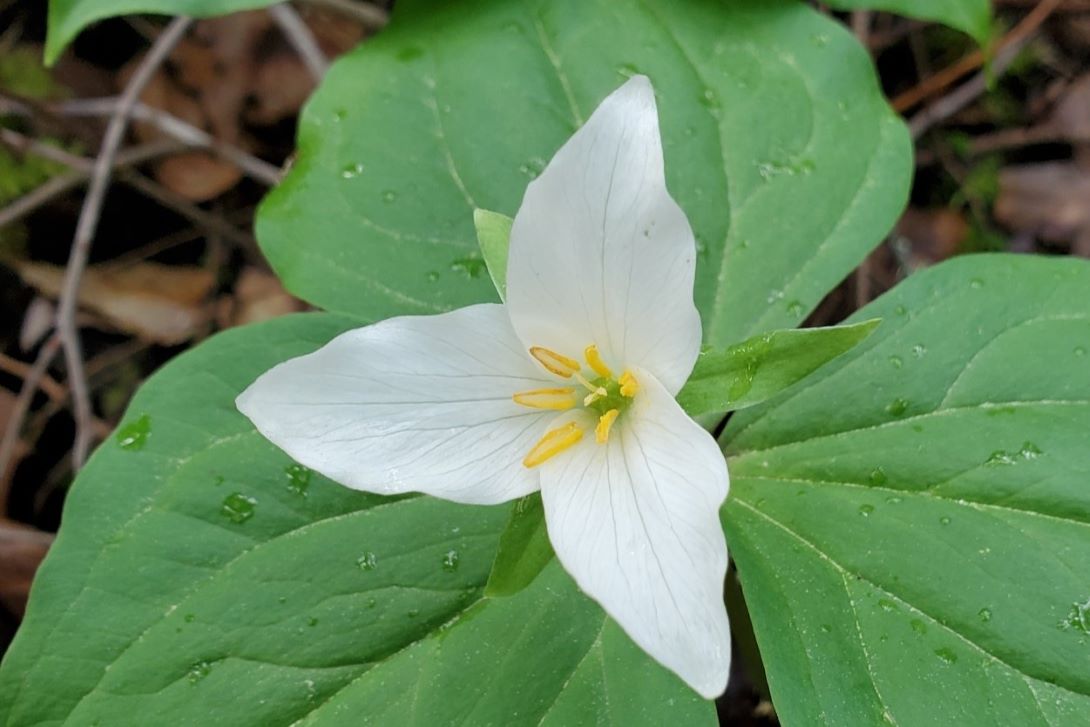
left=0, top=519, right=53, bottom=617
left=895, top=207, right=970, bottom=263
left=217, top=267, right=305, bottom=328
left=1045, top=73, right=1090, bottom=142
left=995, top=162, right=1090, bottom=250
left=155, top=152, right=243, bottom=203
left=12, top=260, right=215, bottom=345
left=247, top=53, right=315, bottom=125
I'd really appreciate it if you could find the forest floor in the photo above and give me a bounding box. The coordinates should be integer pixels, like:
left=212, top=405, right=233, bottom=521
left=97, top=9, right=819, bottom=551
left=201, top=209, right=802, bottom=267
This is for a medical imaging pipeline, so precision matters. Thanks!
left=1, top=2, right=1088, bottom=723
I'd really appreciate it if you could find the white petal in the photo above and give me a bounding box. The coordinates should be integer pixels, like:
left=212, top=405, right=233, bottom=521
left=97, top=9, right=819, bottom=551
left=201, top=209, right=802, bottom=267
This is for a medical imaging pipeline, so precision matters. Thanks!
left=506, top=75, right=701, bottom=394
left=539, top=367, right=731, bottom=697
left=236, top=304, right=555, bottom=505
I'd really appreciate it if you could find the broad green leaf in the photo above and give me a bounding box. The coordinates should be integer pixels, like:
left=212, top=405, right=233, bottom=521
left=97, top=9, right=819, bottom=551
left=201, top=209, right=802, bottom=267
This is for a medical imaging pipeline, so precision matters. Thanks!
left=258, top=0, right=910, bottom=346
left=45, top=0, right=279, bottom=64
left=676, top=319, right=879, bottom=416
left=0, top=314, right=707, bottom=725
left=722, top=254, right=1090, bottom=726
left=485, top=493, right=554, bottom=598
left=825, top=0, right=992, bottom=44
left=473, top=208, right=512, bottom=301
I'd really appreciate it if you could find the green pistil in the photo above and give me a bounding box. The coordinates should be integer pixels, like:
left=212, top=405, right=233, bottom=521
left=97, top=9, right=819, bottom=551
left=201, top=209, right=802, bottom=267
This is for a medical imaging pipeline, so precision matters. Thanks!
left=586, top=376, right=632, bottom=416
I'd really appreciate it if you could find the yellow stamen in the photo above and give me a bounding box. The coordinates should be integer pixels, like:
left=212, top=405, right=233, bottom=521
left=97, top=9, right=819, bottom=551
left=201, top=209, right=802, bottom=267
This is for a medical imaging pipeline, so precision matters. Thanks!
left=619, top=370, right=639, bottom=397
left=595, top=409, right=620, bottom=444
left=584, top=345, right=614, bottom=379
left=529, top=347, right=581, bottom=378
left=523, top=422, right=584, bottom=468
left=512, top=387, right=577, bottom=410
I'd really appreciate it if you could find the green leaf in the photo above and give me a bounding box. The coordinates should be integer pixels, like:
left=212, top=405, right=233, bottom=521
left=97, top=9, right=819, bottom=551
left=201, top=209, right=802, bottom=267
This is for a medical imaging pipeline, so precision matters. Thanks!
left=473, top=208, right=512, bottom=301
left=45, top=0, right=280, bottom=64
left=825, top=0, right=992, bottom=44
left=0, top=314, right=707, bottom=725
left=722, top=254, right=1090, bottom=725
left=257, top=0, right=910, bottom=346
left=485, top=493, right=554, bottom=598
left=676, top=319, right=879, bottom=416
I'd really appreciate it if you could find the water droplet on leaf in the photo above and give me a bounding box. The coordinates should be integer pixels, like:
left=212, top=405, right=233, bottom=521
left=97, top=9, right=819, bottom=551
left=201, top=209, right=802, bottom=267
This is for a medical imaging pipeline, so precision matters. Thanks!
left=188, top=660, right=213, bottom=684
left=284, top=463, right=311, bottom=495
left=886, top=398, right=908, bottom=417
left=888, top=355, right=903, bottom=369
left=869, top=467, right=888, bottom=485
left=858, top=503, right=875, bottom=516
left=934, top=647, right=958, bottom=665
left=910, top=619, right=927, bottom=635
left=441, top=550, right=460, bottom=572
left=340, top=163, right=364, bottom=179
left=357, top=552, right=378, bottom=571
left=116, top=414, right=151, bottom=450
left=381, top=190, right=397, bottom=203
left=450, top=256, right=486, bottom=279
left=978, top=607, right=992, bottom=622
left=221, top=493, right=256, bottom=524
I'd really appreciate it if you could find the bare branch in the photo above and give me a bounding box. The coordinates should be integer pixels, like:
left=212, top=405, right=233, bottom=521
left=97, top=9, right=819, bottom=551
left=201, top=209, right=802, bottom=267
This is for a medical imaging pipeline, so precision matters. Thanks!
left=55, top=17, right=194, bottom=469
left=270, top=3, right=329, bottom=80
left=302, top=0, right=388, bottom=28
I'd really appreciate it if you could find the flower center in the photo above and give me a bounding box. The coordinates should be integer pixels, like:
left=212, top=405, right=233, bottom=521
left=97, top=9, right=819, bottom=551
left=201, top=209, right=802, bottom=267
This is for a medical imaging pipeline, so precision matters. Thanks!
left=513, top=345, right=639, bottom=468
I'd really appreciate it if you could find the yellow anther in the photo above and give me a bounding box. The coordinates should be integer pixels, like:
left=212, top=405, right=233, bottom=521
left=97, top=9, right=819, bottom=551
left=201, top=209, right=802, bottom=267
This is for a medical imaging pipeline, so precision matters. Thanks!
left=529, top=346, right=582, bottom=378
left=512, top=387, right=577, bottom=410
left=523, top=422, right=584, bottom=468
left=584, top=345, right=614, bottom=379
left=595, top=409, right=620, bottom=444
left=619, top=370, right=639, bottom=397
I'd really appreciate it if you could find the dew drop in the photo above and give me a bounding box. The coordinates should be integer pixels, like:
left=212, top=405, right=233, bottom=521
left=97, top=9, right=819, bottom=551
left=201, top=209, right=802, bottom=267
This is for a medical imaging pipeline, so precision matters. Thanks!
left=810, top=33, right=829, bottom=47
left=366, top=597, right=378, bottom=609
left=885, top=398, right=908, bottom=417
left=1063, top=599, right=1090, bottom=633
left=878, top=598, right=896, bottom=612
left=307, top=616, right=319, bottom=627
left=698, top=88, right=720, bottom=110
left=340, top=162, right=364, bottom=179
left=116, top=413, right=151, bottom=450
left=894, top=305, right=908, bottom=316
left=939, top=516, right=952, bottom=526
left=1019, top=441, right=1043, bottom=460
left=441, top=549, right=460, bottom=572
left=407, top=609, right=420, bottom=619
left=970, top=278, right=984, bottom=289
left=984, top=450, right=1017, bottom=467
left=188, top=660, right=213, bottom=684
left=934, top=647, right=958, bottom=665
left=381, top=190, right=397, bottom=203
left=820, top=624, right=832, bottom=633
left=858, top=503, right=875, bottom=517
left=910, top=619, right=927, bottom=635
left=518, top=157, right=546, bottom=178
left=425, top=271, right=440, bottom=282
left=450, top=255, right=486, bottom=279
left=617, top=62, right=640, bottom=78
left=284, top=463, right=311, bottom=496
left=888, top=355, right=903, bottom=369
left=978, top=607, right=993, bottom=623
left=357, top=552, right=378, bottom=571
left=869, top=467, right=888, bottom=486
left=333, top=108, right=347, bottom=122
left=184, top=613, right=195, bottom=623
left=786, top=300, right=804, bottom=317
left=1075, top=346, right=1087, bottom=357
left=221, top=493, right=257, bottom=524
left=911, top=344, right=927, bottom=359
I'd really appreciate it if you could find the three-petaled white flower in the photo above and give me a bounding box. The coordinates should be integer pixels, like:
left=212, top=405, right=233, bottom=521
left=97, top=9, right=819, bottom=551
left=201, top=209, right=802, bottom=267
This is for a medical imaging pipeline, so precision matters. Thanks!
left=238, top=75, right=731, bottom=697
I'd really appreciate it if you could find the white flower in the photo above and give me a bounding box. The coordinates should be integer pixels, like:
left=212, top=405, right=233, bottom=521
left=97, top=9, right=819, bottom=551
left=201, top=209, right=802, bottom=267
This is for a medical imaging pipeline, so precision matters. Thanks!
left=237, top=76, right=731, bottom=698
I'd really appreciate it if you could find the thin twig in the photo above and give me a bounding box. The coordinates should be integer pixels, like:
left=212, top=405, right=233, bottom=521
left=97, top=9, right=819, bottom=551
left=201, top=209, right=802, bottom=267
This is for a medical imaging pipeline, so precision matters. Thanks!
left=0, top=336, right=61, bottom=499
left=270, top=3, right=329, bottom=80
left=302, top=0, right=388, bottom=28
left=850, top=11, right=871, bottom=47
left=55, top=99, right=282, bottom=185
left=908, top=26, right=1041, bottom=139
left=56, top=17, right=194, bottom=469
left=0, top=352, right=66, bottom=403
left=892, top=0, right=1062, bottom=113
left=0, top=139, right=179, bottom=230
